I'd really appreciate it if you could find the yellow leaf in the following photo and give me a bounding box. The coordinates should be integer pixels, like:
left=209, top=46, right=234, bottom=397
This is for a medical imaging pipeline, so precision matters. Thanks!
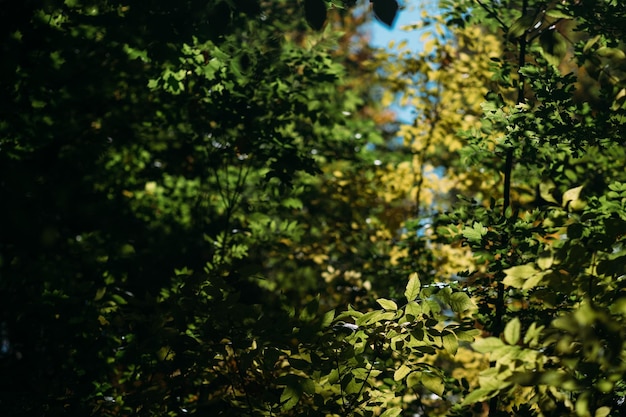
left=562, top=185, right=583, bottom=208
left=595, top=407, right=611, bottom=417
left=537, top=253, right=553, bottom=270
left=423, top=39, right=436, bottom=54
left=97, top=315, right=109, bottom=326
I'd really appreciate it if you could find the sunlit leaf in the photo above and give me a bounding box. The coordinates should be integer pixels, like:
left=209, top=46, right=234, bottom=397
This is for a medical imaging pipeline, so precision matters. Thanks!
left=523, top=322, right=545, bottom=346
left=376, top=298, right=398, bottom=311
left=393, top=364, right=411, bottom=381
left=461, top=387, right=496, bottom=405
left=545, top=8, right=572, bottom=19
left=404, top=272, right=421, bottom=302
left=457, top=328, right=481, bottom=342
left=503, top=318, right=521, bottom=345
left=421, top=373, right=444, bottom=397
left=473, top=337, right=505, bottom=353
left=449, top=292, right=475, bottom=313
left=357, top=310, right=396, bottom=326
left=442, top=331, right=459, bottom=355
left=380, top=407, right=402, bottom=417
left=462, top=222, right=488, bottom=243
left=539, top=180, right=559, bottom=204
left=537, top=253, right=554, bottom=270
left=503, top=264, right=539, bottom=289
left=404, top=301, right=422, bottom=319
left=562, top=185, right=583, bottom=208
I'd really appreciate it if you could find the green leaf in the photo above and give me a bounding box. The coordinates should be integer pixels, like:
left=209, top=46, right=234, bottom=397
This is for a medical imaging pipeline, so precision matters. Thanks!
left=442, top=331, right=459, bottom=355
left=457, top=328, right=481, bottom=342
left=376, top=298, right=398, bottom=311
left=301, top=378, right=316, bottom=395
left=503, top=264, right=539, bottom=289
left=327, top=369, right=340, bottom=384
left=507, top=15, right=534, bottom=40
left=343, top=374, right=361, bottom=394
left=449, top=292, right=475, bottom=313
left=521, top=270, right=548, bottom=290
left=380, top=407, right=402, bottom=417
left=421, top=373, right=444, bottom=397
left=545, top=8, right=571, bottom=19
left=539, top=29, right=568, bottom=67
left=462, top=222, right=488, bottom=243
left=523, top=322, right=545, bottom=346
left=404, top=272, right=421, bottom=302
left=596, top=47, right=626, bottom=60
left=94, top=287, right=106, bottom=301
left=407, top=371, right=422, bottom=389
left=111, top=294, right=127, bottom=305
left=320, top=309, right=335, bottom=328
left=357, top=310, right=396, bottom=326
left=280, top=384, right=302, bottom=410
left=583, top=34, right=601, bottom=52
left=473, top=337, right=505, bottom=353
left=503, top=318, right=521, bottom=345
left=393, top=364, right=411, bottom=381
left=575, top=392, right=590, bottom=417
left=404, top=301, right=422, bottom=319
left=461, top=387, right=497, bottom=405
left=282, top=197, right=303, bottom=209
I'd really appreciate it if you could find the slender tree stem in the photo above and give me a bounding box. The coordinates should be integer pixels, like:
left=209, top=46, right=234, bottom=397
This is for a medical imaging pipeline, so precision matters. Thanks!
left=490, top=1, right=529, bottom=415
left=476, top=0, right=509, bottom=31
left=413, top=95, right=441, bottom=219
left=502, top=148, right=513, bottom=218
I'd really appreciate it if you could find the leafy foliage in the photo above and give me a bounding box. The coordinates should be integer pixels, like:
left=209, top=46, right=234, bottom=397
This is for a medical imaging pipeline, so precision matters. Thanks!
left=423, top=1, right=626, bottom=416
left=2, top=0, right=626, bottom=416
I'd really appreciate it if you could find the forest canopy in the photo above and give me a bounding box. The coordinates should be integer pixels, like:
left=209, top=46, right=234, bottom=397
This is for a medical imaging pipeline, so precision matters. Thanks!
left=1, top=0, right=625, bottom=416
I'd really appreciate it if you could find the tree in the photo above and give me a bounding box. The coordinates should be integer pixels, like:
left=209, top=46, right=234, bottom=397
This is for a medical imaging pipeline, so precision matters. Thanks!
left=417, top=1, right=626, bottom=415
left=311, top=0, right=626, bottom=415
left=0, top=0, right=377, bottom=415
left=3, top=0, right=626, bottom=416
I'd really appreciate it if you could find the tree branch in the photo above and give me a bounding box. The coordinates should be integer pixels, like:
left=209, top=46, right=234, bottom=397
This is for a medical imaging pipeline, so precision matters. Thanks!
left=475, top=0, right=509, bottom=32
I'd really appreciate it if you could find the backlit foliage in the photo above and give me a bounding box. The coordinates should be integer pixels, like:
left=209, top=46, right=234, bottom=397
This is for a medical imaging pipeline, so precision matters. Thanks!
left=2, top=1, right=625, bottom=416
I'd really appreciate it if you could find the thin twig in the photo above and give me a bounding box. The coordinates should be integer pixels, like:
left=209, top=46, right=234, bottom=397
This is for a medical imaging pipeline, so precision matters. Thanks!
left=346, top=360, right=375, bottom=413
left=334, top=350, right=347, bottom=412
left=475, top=0, right=509, bottom=32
